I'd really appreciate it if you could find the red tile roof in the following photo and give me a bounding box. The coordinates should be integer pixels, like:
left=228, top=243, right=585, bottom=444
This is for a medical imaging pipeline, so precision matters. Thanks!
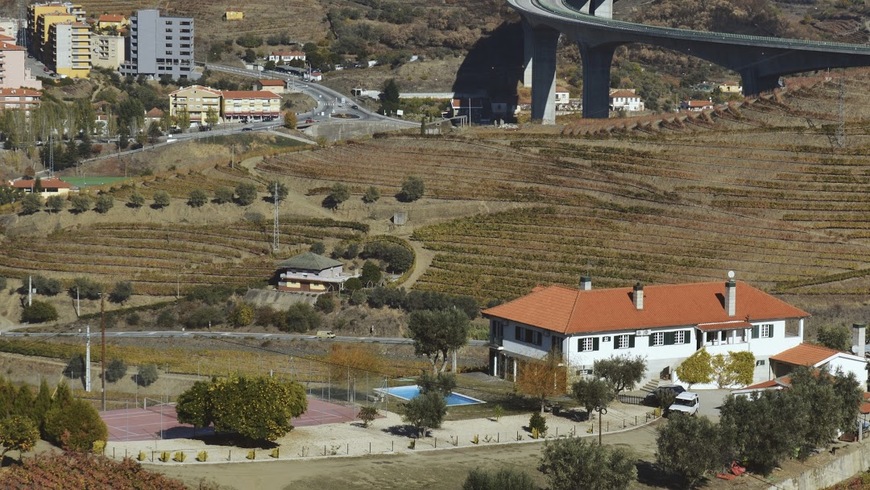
left=770, top=343, right=841, bottom=367
left=98, top=14, right=126, bottom=22
left=258, top=79, right=285, bottom=86
left=221, top=90, right=281, bottom=99
left=0, top=88, right=42, bottom=97
left=482, top=281, right=808, bottom=335
left=145, top=107, right=164, bottom=117
left=610, top=90, right=639, bottom=98
left=10, top=178, right=71, bottom=190
left=861, top=392, right=870, bottom=415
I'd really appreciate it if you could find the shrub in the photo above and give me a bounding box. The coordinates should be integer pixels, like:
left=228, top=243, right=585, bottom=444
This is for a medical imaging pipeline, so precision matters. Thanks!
left=529, top=412, right=547, bottom=436
left=324, top=183, right=350, bottom=209
left=45, top=195, right=65, bottom=213
left=63, top=354, right=86, bottom=379
left=541, top=438, right=636, bottom=490
left=283, top=302, right=321, bottom=333
left=314, top=294, right=335, bottom=313
left=228, top=302, right=255, bottom=327
left=310, top=242, right=326, bottom=254
left=31, top=275, right=62, bottom=296
left=358, top=406, right=379, bottom=428
left=213, top=186, right=233, bottom=204
left=183, top=306, right=224, bottom=329
left=70, top=194, right=92, bottom=214
left=362, top=241, right=413, bottom=273
left=71, top=277, right=102, bottom=300
left=235, top=183, right=258, bottom=206
left=127, top=193, right=145, bottom=208
left=156, top=309, right=176, bottom=329
left=268, top=181, right=288, bottom=203
left=19, top=194, right=42, bottom=215
left=43, top=399, right=108, bottom=451
left=349, top=289, right=367, bottom=306
left=362, top=186, right=380, bottom=203
left=398, top=176, right=424, bottom=202
left=188, top=189, right=208, bottom=208
left=0, top=415, right=40, bottom=460
left=344, top=277, right=363, bottom=292
left=137, top=364, right=159, bottom=387
left=360, top=261, right=382, bottom=286
left=21, top=300, right=58, bottom=323
left=185, top=285, right=234, bottom=305
left=94, top=195, right=114, bottom=213
left=109, top=281, right=133, bottom=303
left=152, top=190, right=170, bottom=209
left=105, top=358, right=127, bottom=383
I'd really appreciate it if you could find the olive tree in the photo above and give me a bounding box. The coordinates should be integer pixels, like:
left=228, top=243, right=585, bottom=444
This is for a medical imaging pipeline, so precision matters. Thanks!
left=540, top=438, right=636, bottom=490
left=593, top=354, right=646, bottom=395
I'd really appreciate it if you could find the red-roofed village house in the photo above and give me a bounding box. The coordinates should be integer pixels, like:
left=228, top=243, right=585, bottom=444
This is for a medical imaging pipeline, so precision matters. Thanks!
left=482, top=273, right=821, bottom=388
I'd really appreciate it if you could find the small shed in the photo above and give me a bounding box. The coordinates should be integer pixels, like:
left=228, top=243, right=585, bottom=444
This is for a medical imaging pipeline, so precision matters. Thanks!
left=276, top=252, right=355, bottom=294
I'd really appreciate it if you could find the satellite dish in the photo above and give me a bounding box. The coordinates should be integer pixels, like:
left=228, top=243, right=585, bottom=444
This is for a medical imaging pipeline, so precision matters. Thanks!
left=727, top=270, right=735, bottom=279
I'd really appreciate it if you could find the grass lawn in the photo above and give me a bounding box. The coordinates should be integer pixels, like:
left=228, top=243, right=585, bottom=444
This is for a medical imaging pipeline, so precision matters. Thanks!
left=63, top=176, right=129, bottom=188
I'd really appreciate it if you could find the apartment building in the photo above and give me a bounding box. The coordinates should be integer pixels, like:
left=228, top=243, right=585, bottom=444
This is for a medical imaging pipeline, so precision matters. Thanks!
left=48, top=21, right=90, bottom=78
left=26, top=3, right=84, bottom=60
left=120, top=9, right=193, bottom=79
left=221, top=90, right=282, bottom=122
left=0, top=88, right=42, bottom=114
left=0, top=37, right=42, bottom=90
left=90, top=33, right=124, bottom=69
left=168, top=85, right=222, bottom=126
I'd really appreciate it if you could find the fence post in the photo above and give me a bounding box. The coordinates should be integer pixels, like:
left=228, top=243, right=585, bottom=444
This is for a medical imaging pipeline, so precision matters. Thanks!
left=391, top=441, right=394, bottom=452
left=228, top=449, right=231, bottom=461
left=434, top=437, right=437, bottom=449
left=346, top=444, right=349, bottom=455
left=635, top=415, right=637, bottom=426
left=369, top=442, right=372, bottom=454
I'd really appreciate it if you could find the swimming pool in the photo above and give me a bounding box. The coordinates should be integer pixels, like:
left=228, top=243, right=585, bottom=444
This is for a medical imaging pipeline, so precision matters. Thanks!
left=375, top=385, right=485, bottom=407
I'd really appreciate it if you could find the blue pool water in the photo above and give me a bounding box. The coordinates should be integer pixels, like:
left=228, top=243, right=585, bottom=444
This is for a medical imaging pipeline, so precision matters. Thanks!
left=376, top=385, right=485, bottom=407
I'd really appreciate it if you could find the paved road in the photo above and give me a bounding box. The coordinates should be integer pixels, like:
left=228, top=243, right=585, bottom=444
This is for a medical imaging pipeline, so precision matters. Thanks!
left=0, top=328, right=487, bottom=347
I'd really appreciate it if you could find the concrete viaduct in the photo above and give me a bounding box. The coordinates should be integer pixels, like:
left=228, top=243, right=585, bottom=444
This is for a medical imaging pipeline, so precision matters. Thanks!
left=512, top=0, right=870, bottom=122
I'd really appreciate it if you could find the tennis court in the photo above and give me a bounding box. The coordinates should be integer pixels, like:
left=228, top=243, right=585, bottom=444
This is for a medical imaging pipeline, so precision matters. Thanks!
left=101, top=396, right=359, bottom=441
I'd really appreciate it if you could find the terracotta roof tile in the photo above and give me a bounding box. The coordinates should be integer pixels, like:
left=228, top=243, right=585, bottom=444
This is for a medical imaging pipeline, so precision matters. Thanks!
left=770, top=343, right=841, bottom=366
left=10, top=178, right=71, bottom=189
left=258, top=79, right=285, bottom=86
left=482, top=281, right=808, bottom=335
left=221, top=90, right=281, bottom=99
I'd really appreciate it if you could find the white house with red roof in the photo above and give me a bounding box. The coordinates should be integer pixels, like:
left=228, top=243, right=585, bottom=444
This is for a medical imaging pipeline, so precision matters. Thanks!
left=8, top=177, right=73, bottom=197
left=482, top=273, right=808, bottom=386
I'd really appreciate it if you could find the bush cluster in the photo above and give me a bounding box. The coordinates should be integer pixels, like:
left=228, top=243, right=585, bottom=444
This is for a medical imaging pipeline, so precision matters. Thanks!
left=366, top=287, right=479, bottom=319
left=361, top=241, right=413, bottom=273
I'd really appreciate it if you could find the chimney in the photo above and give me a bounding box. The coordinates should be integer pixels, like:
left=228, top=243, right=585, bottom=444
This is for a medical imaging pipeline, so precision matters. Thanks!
left=633, top=282, right=644, bottom=310
left=853, top=324, right=866, bottom=357
left=725, top=271, right=736, bottom=317
left=579, top=275, right=592, bottom=291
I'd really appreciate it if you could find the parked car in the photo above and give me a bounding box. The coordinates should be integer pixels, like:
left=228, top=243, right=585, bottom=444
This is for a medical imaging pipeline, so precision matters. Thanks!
left=667, top=391, right=700, bottom=416
left=241, top=127, right=253, bottom=131
left=304, top=118, right=316, bottom=124
left=644, top=385, right=686, bottom=407
left=316, top=330, right=336, bottom=339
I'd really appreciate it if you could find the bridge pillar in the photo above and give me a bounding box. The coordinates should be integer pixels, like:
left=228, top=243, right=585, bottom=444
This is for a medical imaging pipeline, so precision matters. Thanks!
left=530, top=26, right=560, bottom=124
left=579, top=43, right=616, bottom=119
left=522, top=20, right=534, bottom=86
left=740, top=69, right=781, bottom=96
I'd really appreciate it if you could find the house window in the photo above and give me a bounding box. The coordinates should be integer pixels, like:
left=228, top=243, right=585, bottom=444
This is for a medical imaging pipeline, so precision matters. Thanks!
left=515, top=327, right=542, bottom=346
left=616, top=334, right=633, bottom=349
left=579, top=337, right=599, bottom=352
left=751, top=324, right=774, bottom=339
left=651, top=332, right=664, bottom=346
left=675, top=331, right=686, bottom=344
left=755, top=359, right=766, bottom=367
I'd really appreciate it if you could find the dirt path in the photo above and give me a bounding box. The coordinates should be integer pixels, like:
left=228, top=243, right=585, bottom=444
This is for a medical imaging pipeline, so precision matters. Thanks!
left=151, top=422, right=662, bottom=490
left=400, top=240, right=436, bottom=289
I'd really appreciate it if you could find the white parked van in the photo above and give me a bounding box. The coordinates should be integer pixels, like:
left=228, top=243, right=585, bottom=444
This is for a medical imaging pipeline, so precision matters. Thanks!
left=316, top=330, right=336, bottom=339
left=668, top=392, right=700, bottom=416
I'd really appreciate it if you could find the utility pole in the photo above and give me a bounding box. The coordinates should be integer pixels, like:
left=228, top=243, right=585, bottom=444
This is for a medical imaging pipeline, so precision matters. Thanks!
left=76, top=286, right=80, bottom=317
left=272, top=182, right=280, bottom=253
left=85, top=324, right=91, bottom=392
left=836, top=73, right=846, bottom=149
left=100, top=292, right=106, bottom=411
left=27, top=275, right=32, bottom=306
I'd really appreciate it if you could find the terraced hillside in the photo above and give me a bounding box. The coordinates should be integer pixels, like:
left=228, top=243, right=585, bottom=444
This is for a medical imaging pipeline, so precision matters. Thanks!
left=259, top=76, right=870, bottom=302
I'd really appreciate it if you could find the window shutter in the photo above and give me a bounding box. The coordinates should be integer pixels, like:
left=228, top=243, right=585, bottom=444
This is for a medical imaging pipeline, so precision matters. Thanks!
left=516, top=327, right=522, bottom=341
left=664, top=332, right=675, bottom=345
left=751, top=325, right=759, bottom=339
left=769, top=324, right=776, bottom=338
left=593, top=337, right=599, bottom=351
left=578, top=339, right=583, bottom=352
left=684, top=330, right=691, bottom=342
left=629, top=335, right=636, bottom=348
left=649, top=335, right=655, bottom=347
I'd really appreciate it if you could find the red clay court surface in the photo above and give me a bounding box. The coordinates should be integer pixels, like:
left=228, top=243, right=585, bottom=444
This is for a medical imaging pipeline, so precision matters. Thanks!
left=101, top=397, right=359, bottom=442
